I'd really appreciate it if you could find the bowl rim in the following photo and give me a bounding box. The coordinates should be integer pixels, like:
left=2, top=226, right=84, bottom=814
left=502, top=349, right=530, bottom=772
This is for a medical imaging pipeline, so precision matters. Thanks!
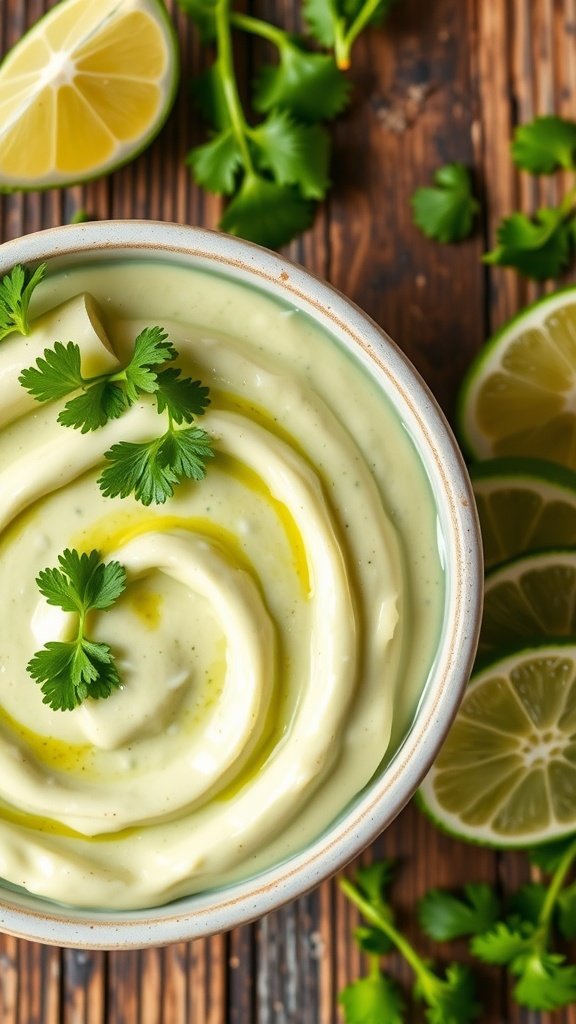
left=0, top=221, right=483, bottom=948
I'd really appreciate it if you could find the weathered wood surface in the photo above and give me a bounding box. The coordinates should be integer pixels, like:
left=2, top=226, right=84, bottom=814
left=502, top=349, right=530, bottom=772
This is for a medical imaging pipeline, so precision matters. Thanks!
left=0, top=0, right=574, bottom=1021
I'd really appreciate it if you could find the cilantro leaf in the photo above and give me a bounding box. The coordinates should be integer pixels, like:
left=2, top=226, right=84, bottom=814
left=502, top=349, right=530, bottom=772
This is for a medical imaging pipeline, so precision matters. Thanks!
left=508, top=883, right=546, bottom=926
left=98, top=426, right=214, bottom=507
left=57, top=381, right=128, bottom=433
left=23, top=324, right=214, bottom=505
left=557, top=880, right=576, bottom=939
left=27, top=550, right=126, bottom=712
left=417, top=963, right=480, bottom=1024
left=38, top=549, right=127, bottom=614
left=354, top=861, right=395, bottom=908
left=512, top=115, right=576, bottom=173
left=512, top=952, right=576, bottom=1011
left=220, top=173, right=314, bottom=248
left=254, top=45, right=350, bottom=123
left=188, top=130, right=243, bottom=195
left=339, top=973, right=404, bottom=1024
left=302, top=0, right=336, bottom=47
left=28, top=641, right=121, bottom=712
left=251, top=110, right=330, bottom=199
left=412, top=164, right=479, bottom=243
left=0, top=263, right=46, bottom=342
left=353, top=925, right=394, bottom=955
left=19, top=341, right=84, bottom=402
left=528, top=835, right=576, bottom=872
left=418, top=884, right=500, bottom=941
left=155, top=368, right=211, bottom=423
left=484, top=207, right=572, bottom=279
left=23, top=326, right=178, bottom=433
left=470, top=921, right=531, bottom=965
left=121, top=326, right=176, bottom=401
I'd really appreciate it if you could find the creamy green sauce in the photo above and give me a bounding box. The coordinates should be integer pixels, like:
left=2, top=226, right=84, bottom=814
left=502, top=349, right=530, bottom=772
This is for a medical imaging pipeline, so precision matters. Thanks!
left=0, top=259, right=444, bottom=909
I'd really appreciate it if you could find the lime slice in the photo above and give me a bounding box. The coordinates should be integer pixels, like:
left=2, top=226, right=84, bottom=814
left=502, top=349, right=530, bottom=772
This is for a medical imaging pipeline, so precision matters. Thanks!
left=471, top=457, right=576, bottom=569
left=419, top=642, right=576, bottom=847
left=458, top=288, right=576, bottom=467
left=480, top=548, right=576, bottom=657
left=0, top=0, right=178, bottom=189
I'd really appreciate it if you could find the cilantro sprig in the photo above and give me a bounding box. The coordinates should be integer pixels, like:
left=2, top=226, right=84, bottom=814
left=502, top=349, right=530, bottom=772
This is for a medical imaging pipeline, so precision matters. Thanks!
left=412, top=115, right=576, bottom=279
left=0, top=263, right=46, bottom=342
left=303, top=0, right=397, bottom=70
left=483, top=115, right=576, bottom=279
left=340, top=841, right=576, bottom=1018
left=411, top=164, right=479, bottom=244
left=469, top=835, right=576, bottom=1012
left=339, top=862, right=482, bottom=1023
left=20, top=326, right=213, bottom=506
left=179, top=0, right=395, bottom=248
left=27, top=549, right=126, bottom=712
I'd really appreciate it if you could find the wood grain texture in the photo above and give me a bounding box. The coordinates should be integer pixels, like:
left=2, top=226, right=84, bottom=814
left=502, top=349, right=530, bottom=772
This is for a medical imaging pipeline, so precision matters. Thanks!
left=0, top=1, right=575, bottom=1022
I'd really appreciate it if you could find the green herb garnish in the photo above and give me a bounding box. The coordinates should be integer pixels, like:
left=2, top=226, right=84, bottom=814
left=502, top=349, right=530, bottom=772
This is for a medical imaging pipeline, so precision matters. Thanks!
left=303, top=0, right=397, bottom=70
left=339, top=862, right=482, bottom=1024
left=411, top=164, right=479, bottom=244
left=511, top=114, right=576, bottom=174
left=418, top=883, right=500, bottom=941
left=19, top=326, right=213, bottom=506
left=27, top=549, right=126, bottom=712
left=412, top=115, right=576, bottom=279
left=0, top=263, right=46, bottom=342
left=470, top=835, right=576, bottom=1012
left=339, top=841, right=576, bottom=1019
left=179, top=0, right=395, bottom=248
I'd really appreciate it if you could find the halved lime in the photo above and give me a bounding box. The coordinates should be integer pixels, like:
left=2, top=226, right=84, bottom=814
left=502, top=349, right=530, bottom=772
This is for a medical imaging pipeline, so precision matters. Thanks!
left=479, top=548, right=576, bottom=657
left=419, top=642, right=576, bottom=847
left=0, top=0, right=178, bottom=190
left=471, top=457, right=576, bottom=569
left=458, top=288, right=576, bottom=467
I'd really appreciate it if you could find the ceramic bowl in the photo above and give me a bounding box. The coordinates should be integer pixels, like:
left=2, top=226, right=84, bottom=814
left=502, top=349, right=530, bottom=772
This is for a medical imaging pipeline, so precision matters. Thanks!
left=0, top=221, right=482, bottom=948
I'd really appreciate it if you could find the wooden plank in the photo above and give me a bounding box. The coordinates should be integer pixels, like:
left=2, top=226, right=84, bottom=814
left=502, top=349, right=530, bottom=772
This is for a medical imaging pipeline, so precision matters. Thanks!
left=18, top=940, right=61, bottom=1024
left=161, top=943, right=189, bottom=1024
left=0, top=935, right=18, bottom=1024
left=62, top=949, right=106, bottom=1024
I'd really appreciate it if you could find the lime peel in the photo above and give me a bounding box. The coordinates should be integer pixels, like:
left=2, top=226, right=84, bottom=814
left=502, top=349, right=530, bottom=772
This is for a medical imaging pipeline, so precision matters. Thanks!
left=0, top=0, right=179, bottom=190
left=419, top=641, right=576, bottom=848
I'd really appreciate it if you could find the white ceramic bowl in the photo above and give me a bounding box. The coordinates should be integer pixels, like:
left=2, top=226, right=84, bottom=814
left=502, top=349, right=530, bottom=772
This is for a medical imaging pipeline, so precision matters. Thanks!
left=0, top=221, right=482, bottom=948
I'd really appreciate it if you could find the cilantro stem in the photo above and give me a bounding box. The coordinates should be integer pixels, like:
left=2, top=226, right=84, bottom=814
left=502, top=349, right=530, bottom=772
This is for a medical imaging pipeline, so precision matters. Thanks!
left=368, top=954, right=381, bottom=981
left=229, top=11, right=288, bottom=50
left=339, top=0, right=385, bottom=68
left=534, top=835, right=576, bottom=953
left=215, top=0, right=254, bottom=174
left=339, top=877, right=439, bottom=998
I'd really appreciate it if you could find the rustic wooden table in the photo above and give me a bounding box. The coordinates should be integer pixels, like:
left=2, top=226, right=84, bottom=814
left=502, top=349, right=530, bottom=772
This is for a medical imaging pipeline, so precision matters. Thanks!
left=0, top=1, right=575, bottom=1021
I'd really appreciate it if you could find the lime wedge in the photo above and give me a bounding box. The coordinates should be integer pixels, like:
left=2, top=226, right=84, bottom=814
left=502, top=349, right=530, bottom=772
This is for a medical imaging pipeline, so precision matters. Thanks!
left=471, top=457, right=576, bottom=569
left=480, top=548, right=576, bottom=657
left=458, top=288, right=576, bottom=468
left=0, top=0, right=178, bottom=189
left=419, top=643, right=576, bottom=847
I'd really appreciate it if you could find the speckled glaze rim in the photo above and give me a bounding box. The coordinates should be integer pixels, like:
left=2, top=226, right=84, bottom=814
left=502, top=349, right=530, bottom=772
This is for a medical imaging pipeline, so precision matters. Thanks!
left=0, top=221, right=483, bottom=949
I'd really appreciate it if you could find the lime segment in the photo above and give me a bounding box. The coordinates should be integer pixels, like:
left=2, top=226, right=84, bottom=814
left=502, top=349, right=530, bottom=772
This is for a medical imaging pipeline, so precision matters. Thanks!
left=458, top=288, right=576, bottom=468
left=0, top=0, right=178, bottom=189
left=419, top=643, right=576, bottom=846
left=471, top=458, right=576, bottom=569
left=480, top=548, right=576, bottom=656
